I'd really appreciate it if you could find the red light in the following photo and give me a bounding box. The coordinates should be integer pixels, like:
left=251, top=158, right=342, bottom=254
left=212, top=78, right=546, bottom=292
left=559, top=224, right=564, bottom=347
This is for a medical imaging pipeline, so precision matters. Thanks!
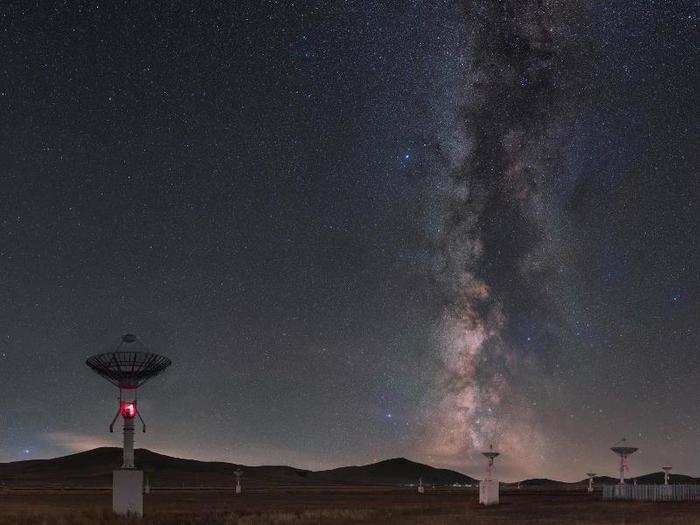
left=120, top=401, right=137, bottom=419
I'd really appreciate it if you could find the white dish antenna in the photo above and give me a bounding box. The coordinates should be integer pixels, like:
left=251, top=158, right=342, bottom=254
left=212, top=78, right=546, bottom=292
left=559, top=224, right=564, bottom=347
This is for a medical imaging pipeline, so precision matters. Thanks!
left=481, top=444, right=500, bottom=480
left=662, top=466, right=672, bottom=485
left=234, top=469, right=243, bottom=495
left=610, top=438, right=638, bottom=485
left=585, top=472, right=596, bottom=493
left=478, top=444, right=500, bottom=506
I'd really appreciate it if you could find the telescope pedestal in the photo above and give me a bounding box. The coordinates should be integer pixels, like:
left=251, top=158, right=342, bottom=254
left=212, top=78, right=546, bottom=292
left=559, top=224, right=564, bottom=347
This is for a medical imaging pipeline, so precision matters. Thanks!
left=479, top=479, right=499, bottom=505
left=113, top=469, right=143, bottom=517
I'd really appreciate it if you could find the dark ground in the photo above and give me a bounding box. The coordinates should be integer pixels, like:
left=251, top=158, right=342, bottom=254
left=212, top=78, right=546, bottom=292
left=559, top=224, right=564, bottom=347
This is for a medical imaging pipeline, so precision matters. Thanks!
left=0, top=487, right=698, bottom=524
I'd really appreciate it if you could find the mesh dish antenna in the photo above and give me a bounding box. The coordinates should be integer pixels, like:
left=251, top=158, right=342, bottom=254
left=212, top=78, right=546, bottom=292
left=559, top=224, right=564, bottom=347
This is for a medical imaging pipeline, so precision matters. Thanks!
left=86, top=335, right=171, bottom=390
left=610, top=438, right=638, bottom=485
left=86, top=334, right=172, bottom=469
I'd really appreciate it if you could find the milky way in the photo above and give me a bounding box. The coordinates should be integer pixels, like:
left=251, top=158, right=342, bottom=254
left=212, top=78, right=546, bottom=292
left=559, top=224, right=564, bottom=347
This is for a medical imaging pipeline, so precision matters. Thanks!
left=425, top=1, right=599, bottom=476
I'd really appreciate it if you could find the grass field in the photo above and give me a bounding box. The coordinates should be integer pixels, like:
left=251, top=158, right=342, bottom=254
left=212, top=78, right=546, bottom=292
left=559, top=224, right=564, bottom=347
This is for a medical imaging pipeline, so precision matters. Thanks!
left=1, top=488, right=698, bottom=524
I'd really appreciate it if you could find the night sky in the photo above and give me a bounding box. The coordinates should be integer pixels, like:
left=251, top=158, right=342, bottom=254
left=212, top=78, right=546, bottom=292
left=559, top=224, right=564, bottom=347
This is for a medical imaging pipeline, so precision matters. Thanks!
left=0, top=1, right=696, bottom=482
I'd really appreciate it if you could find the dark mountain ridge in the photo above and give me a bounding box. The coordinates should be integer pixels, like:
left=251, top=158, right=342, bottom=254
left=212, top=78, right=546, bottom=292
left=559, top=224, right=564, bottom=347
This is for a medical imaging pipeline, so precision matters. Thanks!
left=517, top=473, right=699, bottom=487
left=1, top=448, right=696, bottom=488
left=0, top=448, right=475, bottom=487
left=314, top=457, right=476, bottom=485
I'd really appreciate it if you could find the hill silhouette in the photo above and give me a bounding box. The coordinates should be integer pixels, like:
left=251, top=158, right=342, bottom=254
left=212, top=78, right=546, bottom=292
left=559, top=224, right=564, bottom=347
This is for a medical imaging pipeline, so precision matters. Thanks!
left=627, top=472, right=698, bottom=485
left=517, top=473, right=700, bottom=488
left=517, top=478, right=569, bottom=487
left=313, top=457, right=476, bottom=485
left=1, top=449, right=695, bottom=489
left=0, top=448, right=475, bottom=488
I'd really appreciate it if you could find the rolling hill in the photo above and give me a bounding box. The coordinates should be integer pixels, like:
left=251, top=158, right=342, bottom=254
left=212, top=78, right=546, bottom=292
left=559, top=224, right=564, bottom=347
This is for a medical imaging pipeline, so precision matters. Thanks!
left=313, top=457, right=477, bottom=485
left=631, top=472, right=699, bottom=485
left=517, top=473, right=700, bottom=488
left=1, top=448, right=695, bottom=489
left=0, top=448, right=475, bottom=488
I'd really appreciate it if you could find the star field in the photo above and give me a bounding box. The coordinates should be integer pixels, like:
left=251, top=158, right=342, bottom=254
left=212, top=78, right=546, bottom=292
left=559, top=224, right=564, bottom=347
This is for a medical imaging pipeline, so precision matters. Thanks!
left=0, top=1, right=697, bottom=481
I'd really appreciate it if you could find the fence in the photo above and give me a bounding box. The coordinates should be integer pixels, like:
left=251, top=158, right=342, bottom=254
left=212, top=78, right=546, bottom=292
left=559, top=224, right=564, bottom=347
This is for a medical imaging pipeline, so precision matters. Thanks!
left=603, top=484, right=700, bottom=501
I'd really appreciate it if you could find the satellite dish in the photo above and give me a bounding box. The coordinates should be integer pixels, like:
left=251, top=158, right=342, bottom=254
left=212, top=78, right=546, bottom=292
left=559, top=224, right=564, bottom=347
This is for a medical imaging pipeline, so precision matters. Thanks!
left=85, top=334, right=172, bottom=516
left=610, top=438, right=638, bottom=485
left=86, top=335, right=171, bottom=390
left=586, top=472, right=596, bottom=493
left=86, top=335, right=172, bottom=468
left=479, top=444, right=500, bottom=506
left=662, top=466, right=672, bottom=485
left=481, top=444, right=500, bottom=464
left=234, top=469, right=243, bottom=495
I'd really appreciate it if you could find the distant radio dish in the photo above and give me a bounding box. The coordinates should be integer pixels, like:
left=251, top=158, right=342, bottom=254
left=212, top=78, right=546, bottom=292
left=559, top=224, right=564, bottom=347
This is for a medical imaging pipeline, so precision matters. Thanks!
left=234, top=469, right=243, bottom=495
left=586, top=472, right=596, bottom=493
left=662, top=466, right=672, bottom=485
left=610, top=438, right=638, bottom=485
left=479, top=444, right=500, bottom=506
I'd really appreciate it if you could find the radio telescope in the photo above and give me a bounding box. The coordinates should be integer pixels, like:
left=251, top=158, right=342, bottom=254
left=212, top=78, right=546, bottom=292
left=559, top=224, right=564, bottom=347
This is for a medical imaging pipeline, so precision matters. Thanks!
left=234, top=469, right=243, bottom=495
left=86, top=334, right=171, bottom=516
left=610, top=438, right=638, bottom=485
left=662, top=466, right=672, bottom=485
left=479, top=444, right=500, bottom=506
left=585, top=472, right=596, bottom=493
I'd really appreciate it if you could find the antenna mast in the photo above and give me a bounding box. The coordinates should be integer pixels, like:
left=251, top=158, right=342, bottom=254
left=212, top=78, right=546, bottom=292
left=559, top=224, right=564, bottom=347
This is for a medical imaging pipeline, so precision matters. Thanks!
left=585, top=472, right=596, bottom=493
left=479, top=444, right=500, bottom=506
left=234, top=469, right=243, bottom=495
left=662, top=466, right=672, bottom=486
left=86, top=334, right=171, bottom=516
left=610, top=438, right=638, bottom=485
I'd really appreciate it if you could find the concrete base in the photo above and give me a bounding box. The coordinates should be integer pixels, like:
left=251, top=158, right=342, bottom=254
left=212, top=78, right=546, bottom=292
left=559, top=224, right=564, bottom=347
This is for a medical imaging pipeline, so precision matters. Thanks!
left=113, top=469, right=143, bottom=517
left=479, top=479, right=499, bottom=505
